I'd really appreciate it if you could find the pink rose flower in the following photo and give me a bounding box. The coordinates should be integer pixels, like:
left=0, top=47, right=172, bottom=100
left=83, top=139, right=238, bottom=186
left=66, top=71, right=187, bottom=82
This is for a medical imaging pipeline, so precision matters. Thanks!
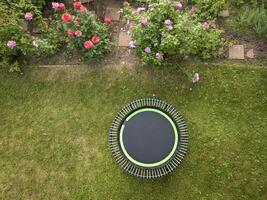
left=24, top=12, right=33, bottom=21
left=145, top=47, right=151, bottom=53
left=52, top=2, right=59, bottom=10
left=61, top=13, right=72, bottom=23
left=190, top=5, right=196, bottom=13
left=156, top=53, right=162, bottom=60
left=84, top=40, right=93, bottom=49
left=140, top=18, right=148, bottom=26
left=67, top=30, right=74, bottom=37
left=136, top=7, right=146, bottom=14
left=175, top=2, right=183, bottom=10
left=129, top=40, right=136, bottom=48
left=74, top=30, right=82, bottom=37
left=7, top=40, right=16, bottom=49
left=79, top=5, right=88, bottom=13
left=203, top=21, right=210, bottom=29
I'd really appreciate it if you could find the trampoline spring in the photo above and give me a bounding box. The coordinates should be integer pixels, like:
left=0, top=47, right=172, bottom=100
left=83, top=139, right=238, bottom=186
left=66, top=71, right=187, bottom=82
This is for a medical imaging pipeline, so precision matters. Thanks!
left=120, top=160, right=128, bottom=168
left=130, top=165, right=135, bottom=174
left=169, top=161, right=176, bottom=169
left=163, top=166, right=168, bottom=174
left=167, top=106, right=176, bottom=114
left=132, top=167, right=136, bottom=176
left=154, top=99, right=160, bottom=107
left=166, top=164, right=171, bottom=172
left=126, top=163, right=132, bottom=172
left=180, top=143, right=188, bottom=148
left=177, top=152, right=185, bottom=159
left=180, top=138, right=188, bottom=143
left=134, top=167, right=139, bottom=176
left=173, top=157, right=182, bottom=164
left=180, top=148, right=188, bottom=154
left=156, top=169, right=159, bottom=178
left=115, top=154, right=124, bottom=162
left=109, top=140, right=119, bottom=145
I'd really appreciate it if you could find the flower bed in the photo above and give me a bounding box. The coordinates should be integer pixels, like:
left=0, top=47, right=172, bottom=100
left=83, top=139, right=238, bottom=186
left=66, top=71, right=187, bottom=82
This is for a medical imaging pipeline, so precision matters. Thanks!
left=122, top=0, right=227, bottom=65
left=0, top=1, right=112, bottom=72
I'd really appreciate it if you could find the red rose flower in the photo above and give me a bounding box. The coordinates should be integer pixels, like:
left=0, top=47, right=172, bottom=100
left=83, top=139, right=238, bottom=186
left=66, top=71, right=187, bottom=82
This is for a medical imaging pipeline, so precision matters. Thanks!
left=61, top=13, right=72, bottom=23
left=74, top=2, right=82, bottom=9
left=92, top=35, right=100, bottom=44
left=67, top=29, right=74, bottom=37
left=79, top=5, right=88, bottom=13
left=58, top=3, right=65, bottom=10
left=74, top=30, right=82, bottom=37
left=84, top=40, right=93, bottom=49
left=104, top=17, right=111, bottom=25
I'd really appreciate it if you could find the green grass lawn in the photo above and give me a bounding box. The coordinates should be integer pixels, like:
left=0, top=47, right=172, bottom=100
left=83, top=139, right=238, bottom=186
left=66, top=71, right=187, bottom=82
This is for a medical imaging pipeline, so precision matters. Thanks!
left=0, top=64, right=266, bottom=200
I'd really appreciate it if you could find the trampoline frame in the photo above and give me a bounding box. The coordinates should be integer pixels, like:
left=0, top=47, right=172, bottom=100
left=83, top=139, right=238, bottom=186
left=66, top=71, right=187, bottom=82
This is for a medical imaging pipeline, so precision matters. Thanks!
left=109, top=98, right=188, bottom=179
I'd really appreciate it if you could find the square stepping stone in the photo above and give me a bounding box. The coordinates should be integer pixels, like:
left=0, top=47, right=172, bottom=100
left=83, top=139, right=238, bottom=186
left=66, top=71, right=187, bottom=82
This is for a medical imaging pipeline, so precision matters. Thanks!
left=229, top=45, right=244, bottom=59
left=246, top=49, right=255, bottom=59
left=219, top=10, right=230, bottom=17
left=105, top=7, right=120, bottom=21
left=118, top=31, right=131, bottom=47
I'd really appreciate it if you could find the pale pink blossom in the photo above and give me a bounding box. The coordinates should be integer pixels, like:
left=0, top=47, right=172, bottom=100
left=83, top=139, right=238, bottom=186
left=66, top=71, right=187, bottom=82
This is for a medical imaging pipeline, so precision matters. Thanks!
left=175, top=2, right=183, bottom=10
left=145, top=47, right=151, bottom=53
left=136, top=7, right=146, bottom=14
left=7, top=40, right=16, bottom=49
left=192, top=73, right=200, bottom=83
left=24, top=12, right=33, bottom=21
left=203, top=21, right=210, bottom=29
left=140, top=18, right=148, bottom=26
left=52, top=2, right=59, bottom=10
left=129, top=40, right=136, bottom=48
left=190, top=5, right=196, bottom=13
left=156, top=53, right=162, bottom=60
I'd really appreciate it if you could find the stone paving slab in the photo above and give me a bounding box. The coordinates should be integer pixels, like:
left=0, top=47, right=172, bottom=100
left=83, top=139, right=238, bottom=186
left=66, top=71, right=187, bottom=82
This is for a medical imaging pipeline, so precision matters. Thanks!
left=229, top=45, right=244, bottom=59
left=118, top=31, right=131, bottom=47
left=105, top=7, right=121, bottom=21
left=246, top=49, right=255, bottom=59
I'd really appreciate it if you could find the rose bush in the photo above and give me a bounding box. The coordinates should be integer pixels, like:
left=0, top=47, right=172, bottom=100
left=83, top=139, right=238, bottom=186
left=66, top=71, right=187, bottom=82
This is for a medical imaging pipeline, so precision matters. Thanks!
left=0, top=1, right=113, bottom=72
left=0, top=1, right=44, bottom=71
left=55, top=2, right=112, bottom=60
left=122, top=0, right=226, bottom=65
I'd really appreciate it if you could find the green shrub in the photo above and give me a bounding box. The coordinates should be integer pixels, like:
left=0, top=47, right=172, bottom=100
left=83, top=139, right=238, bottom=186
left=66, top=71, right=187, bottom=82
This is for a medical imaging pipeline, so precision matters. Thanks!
left=236, top=5, right=267, bottom=39
left=31, top=19, right=66, bottom=57
left=122, top=0, right=226, bottom=65
left=0, top=24, right=32, bottom=72
left=0, top=0, right=46, bottom=71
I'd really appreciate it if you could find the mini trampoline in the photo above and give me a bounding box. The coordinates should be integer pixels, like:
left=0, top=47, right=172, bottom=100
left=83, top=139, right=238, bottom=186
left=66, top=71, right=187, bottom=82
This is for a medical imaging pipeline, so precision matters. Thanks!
left=109, top=98, right=188, bottom=179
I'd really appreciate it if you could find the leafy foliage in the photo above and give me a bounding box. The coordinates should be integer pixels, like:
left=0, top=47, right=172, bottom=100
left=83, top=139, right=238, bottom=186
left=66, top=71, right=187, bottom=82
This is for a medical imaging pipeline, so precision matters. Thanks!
left=236, top=5, right=267, bottom=38
left=122, top=0, right=226, bottom=65
left=228, top=0, right=266, bottom=8
left=191, top=0, right=226, bottom=20
left=0, top=0, right=48, bottom=71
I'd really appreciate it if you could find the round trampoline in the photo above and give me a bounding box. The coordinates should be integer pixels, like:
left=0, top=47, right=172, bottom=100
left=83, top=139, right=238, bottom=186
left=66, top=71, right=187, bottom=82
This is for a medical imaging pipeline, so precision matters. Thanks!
left=109, top=98, right=188, bottom=179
